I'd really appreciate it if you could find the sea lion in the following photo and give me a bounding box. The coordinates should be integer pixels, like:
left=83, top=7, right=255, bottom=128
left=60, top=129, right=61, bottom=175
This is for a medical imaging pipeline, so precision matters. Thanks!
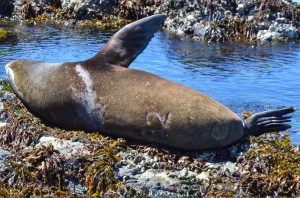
left=5, top=14, right=294, bottom=150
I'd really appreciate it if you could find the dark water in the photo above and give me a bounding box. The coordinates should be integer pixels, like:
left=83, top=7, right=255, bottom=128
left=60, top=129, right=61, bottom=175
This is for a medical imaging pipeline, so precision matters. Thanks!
left=0, top=24, right=299, bottom=145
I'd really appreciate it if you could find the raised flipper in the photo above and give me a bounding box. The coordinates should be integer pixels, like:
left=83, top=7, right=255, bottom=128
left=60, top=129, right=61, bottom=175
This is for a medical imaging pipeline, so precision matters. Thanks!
left=87, top=14, right=167, bottom=68
left=243, top=107, right=295, bottom=137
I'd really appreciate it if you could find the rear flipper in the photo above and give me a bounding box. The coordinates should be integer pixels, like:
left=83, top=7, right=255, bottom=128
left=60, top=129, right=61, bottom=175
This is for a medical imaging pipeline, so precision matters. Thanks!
left=243, top=107, right=295, bottom=137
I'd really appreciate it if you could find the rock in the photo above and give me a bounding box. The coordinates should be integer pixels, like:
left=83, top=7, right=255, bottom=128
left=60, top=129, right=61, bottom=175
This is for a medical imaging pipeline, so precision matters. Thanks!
left=193, top=21, right=209, bottom=39
left=0, top=122, right=6, bottom=127
left=7, top=0, right=300, bottom=41
left=118, top=167, right=180, bottom=197
left=61, top=0, right=117, bottom=19
left=36, top=136, right=90, bottom=157
left=0, top=147, right=10, bottom=167
left=0, top=102, right=4, bottom=112
left=257, top=22, right=299, bottom=41
left=276, top=17, right=289, bottom=23
left=177, top=28, right=185, bottom=36
left=0, top=91, right=16, bottom=102
left=162, top=0, right=299, bottom=41
left=0, top=97, right=9, bottom=122
left=205, top=162, right=222, bottom=170
left=179, top=168, right=189, bottom=178
left=236, top=0, right=256, bottom=16
left=275, top=23, right=299, bottom=39
left=0, top=28, right=18, bottom=43
left=13, top=0, right=61, bottom=20
left=196, top=171, right=210, bottom=181
left=222, top=161, right=238, bottom=173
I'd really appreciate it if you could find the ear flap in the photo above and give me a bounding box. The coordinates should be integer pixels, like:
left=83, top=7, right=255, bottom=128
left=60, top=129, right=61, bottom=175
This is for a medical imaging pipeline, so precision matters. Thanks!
left=90, top=14, right=167, bottom=68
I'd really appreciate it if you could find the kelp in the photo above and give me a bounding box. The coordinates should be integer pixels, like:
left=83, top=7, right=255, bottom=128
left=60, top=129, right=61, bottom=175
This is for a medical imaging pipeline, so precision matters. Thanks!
left=238, top=132, right=300, bottom=196
left=0, top=92, right=44, bottom=151
left=0, top=80, right=13, bottom=94
left=0, top=81, right=128, bottom=196
left=0, top=145, right=67, bottom=197
left=0, top=81, right=299, bottom=197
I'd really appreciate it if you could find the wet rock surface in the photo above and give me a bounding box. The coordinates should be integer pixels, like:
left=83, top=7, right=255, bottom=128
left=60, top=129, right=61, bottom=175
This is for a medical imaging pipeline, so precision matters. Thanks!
left=163, top=0, right=299, bottom=41
left=0, top=19, right=19, bottom=43
left=0, top=148, right=10, bottom=167
left=1, top=0, right=299, bottom=42
left=257, top=22, right=299, bottom=41
left=61, top=0, right=117, bottom=19
left=0, top=79, right=299, bottom=197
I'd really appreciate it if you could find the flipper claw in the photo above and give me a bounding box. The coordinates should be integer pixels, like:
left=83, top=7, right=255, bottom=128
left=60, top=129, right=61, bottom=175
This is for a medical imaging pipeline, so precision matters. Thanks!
left=243, top=107, right=295, bottom=137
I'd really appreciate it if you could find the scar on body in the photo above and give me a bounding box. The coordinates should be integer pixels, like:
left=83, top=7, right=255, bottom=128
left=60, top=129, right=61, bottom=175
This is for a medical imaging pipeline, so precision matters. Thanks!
left=146, top=112, right=172, bottom=129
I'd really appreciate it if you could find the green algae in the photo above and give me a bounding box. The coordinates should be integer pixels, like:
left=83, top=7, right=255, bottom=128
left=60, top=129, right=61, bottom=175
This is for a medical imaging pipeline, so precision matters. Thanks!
left=0, top=80, right=13, bottom=94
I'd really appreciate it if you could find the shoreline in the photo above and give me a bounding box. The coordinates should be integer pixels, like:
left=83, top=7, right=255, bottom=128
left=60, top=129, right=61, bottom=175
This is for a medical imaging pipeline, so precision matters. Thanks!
left=0, top=0, right=299, bottom=42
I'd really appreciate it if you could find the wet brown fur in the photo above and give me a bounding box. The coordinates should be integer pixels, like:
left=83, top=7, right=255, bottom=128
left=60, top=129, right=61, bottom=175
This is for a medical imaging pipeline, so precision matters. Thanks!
left=6, top=15, right=244, bottom=150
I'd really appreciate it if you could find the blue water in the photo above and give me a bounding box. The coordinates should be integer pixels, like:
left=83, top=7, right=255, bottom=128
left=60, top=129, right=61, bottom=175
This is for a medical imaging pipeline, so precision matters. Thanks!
left=0, top=23, right=300, bottom=145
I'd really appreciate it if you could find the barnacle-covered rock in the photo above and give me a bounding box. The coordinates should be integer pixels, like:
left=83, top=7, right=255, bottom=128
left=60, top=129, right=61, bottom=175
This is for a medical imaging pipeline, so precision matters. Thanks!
left=12, top=0, right=62, bottom=21
left=3, top=0, right=299, bottom=42
left=116, top=0, right=163, bottom=20
left=61, top=0, right=117, bottom=20
left=257, top=23, right=299, bottom=41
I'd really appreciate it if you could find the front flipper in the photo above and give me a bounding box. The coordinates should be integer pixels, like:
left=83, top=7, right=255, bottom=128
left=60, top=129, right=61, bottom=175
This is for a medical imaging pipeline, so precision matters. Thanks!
left=243, top=107, right=295, bottom=137
left=88, top=14, right=167, bottom=68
